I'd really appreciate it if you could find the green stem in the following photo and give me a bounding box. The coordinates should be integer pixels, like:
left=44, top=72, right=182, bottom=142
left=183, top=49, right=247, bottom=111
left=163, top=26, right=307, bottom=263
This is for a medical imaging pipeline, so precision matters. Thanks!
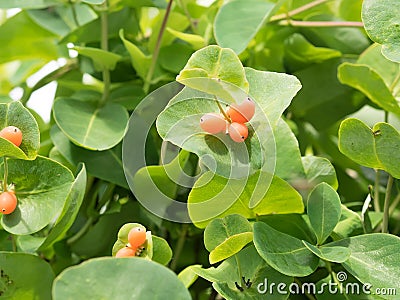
left=143, top=0, right=173, bottom=94
left=67, top=217, right=94, bottom=245
left=389, top=67, right=400, bottom=91
left=214, top=96, right=231, bottom=122
left=170, top=224, right=189, bottom=271
left=389, top=192, right=400, bottom=216
left=270, top=0, right=329, bottom=22
left=3, top=157, right=8, bottom=192
left=374, top=170, right=381, bottom=212
left=278, top=20, right=364, bottom=27
left=177, top=0, right=196, bottom=32
left=382, top=174, right=393, bottom=233
left=69, top=0, right=79, bottom=27
left=100, top=1, right=111, bottom=106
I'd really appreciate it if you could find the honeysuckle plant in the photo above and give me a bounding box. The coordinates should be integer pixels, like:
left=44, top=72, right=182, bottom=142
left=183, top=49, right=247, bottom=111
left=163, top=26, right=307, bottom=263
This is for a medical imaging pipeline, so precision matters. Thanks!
left=0, top=0, right=399, bottom=299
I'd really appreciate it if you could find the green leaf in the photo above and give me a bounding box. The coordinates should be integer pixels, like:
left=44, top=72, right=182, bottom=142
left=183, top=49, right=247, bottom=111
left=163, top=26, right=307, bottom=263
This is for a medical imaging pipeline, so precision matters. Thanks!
left=245, top=67, right=302, bottom=127
left=204, top=214, right=253, bottom=264
left=332, top=205, right=364, bottom=239
left=151, top=236, right=173, bottom=265
left=188, top=171, right=304, bottom=228
left=0, top=11, right=58, bottom=64
left=53, top=98, right=129, bottom=150
left=253, top=222, right=319, bottom=277
left=362, top=0, right=400, bottom=63
left=178, top=265, right=200, bottom=289
left=0, top=101, right=40, bottom=160
left=328, top=233, right=400, bottom=299
left=0, top=0, right=62, bottom=9
left=209, top=232, right=253, bottom=264
left=120, top=29, right=151, bottom=80
left=302, top=156, right=338, bottom=190
left=0, top=252, right=54, bottom=299
left=132, top=150, right=191, bottom=218
left=74, top=46, right=122, bottom=71
left=284, top=33, right=342, bottom=70
left=373, top=122, right=400, bottom=178
left=307, top=183, right=342, bottom=245
left=50, top=125, right=128, bottom=188
left=302, top=240, right=351, bottom=263
left=1, top=156, right=74, bottom=235
left=52, top=257, right=191, bottom=300
left=176, top=45, right=249, bottom=102
left=81, top=0, right=104, bottom=4
left=159, top=44, right=194, bottom=74
left=274, top=118, right=305, bottom=180
left=193, top=245, right=293, bottom=300
left=339, top=118, right=400, bottom=178
left=214, top=0, right=275, bottom=54
left=38, top=164, right=87, bottom=251
left=291, top=59, right=365, bottom=130
left=338, top=63, right=400, bottom=115
left=166, top=28, right=205, bottom=50
left=338, top=118, right=382, bottom=168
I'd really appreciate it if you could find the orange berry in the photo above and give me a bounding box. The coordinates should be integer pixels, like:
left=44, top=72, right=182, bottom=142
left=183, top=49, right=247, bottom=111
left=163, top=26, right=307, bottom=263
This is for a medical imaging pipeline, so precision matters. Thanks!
left=115, top=247, right=136, bottom=258
left=0, top=126, right=23, bottom=147
left=200, top=113, right=228, bottom=134
left=228, top=122, right=248, bottom=143
left=0, top=191, right=17, bottom=215
left=227, top=98, right=255, bottom=123
left=128, top=227, right=147, bottom=248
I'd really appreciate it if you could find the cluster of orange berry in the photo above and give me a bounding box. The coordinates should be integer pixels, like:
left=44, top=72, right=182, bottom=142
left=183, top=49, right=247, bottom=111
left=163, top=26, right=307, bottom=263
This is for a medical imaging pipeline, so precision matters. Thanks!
left=200, top=97, right=255, bottom=143
left=116, top=227, right=148, bottom=258
left=0, top=126, right=23, bottom=215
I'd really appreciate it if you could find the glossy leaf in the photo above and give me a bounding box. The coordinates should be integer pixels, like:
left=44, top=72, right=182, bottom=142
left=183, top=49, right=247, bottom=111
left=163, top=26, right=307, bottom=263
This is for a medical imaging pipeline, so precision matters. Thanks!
left=74, top=46, right=122, bottom=71
left=50, top=126, right=128, bottom=188
left=52, top=257, right=191, bottom=300
left=338, top=63, right=400, bottom=115
left=302, top=156, right=338, bottom=190
left=253, top=222, right=319, bottom=277
left=214, top=0, right=275, bottom=54
left=339, top=118, right=400, bottom=178
left=38, top=164, right=87, bottom=251
left=0, top=11, right=58, bottom=64
left=204, top=214, right=253, bottom=264
left=53, top=98, right=129, bottom=150
left=193, top=246, right=293, bottom=300
left=0, top=0, right=62, bottom=8
left=176, top=45, right=249, bottom=102
left=362, top=0, right=400, bottom=63
left=151, top=236, right=173, bottom=265
left=1, top=156, right=74, bottom=235
left=0, top=101, right=40, bottom=160
left=166, top=28, right=205, bottom=50
left=328, top=233, right=400, bottom=298
left=302, top=240, right=351, bottom=263
left=307, top=183, right=342, bottom=245
left=178, top=265, right=200, bottom=288
left=188, top=171, right=304, bottom=228
left=0, top=252, right=54, bottom=299
left=284, top=33, right=342, bottom=70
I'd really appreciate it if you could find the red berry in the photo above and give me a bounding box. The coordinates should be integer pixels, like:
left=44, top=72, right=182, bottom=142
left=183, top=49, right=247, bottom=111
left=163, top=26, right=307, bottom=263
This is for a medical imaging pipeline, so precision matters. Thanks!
left=0, top=126, right=23, bottom=147
left=128, top=227, right=147, bottom=248
left=200, top=113, right=228, bottom=134
left=227, top=98, right=255, bottom=123
left=228, top=123, right=248, bottom=143
left=115, top=246, right=136, bottom=258
left=0, top=191, right=17, bottom=215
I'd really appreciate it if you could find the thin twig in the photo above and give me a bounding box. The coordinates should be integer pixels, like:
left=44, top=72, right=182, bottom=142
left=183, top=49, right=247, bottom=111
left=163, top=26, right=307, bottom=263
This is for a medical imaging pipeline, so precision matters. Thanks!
left=270, top=0, right=330, bottom=22
left=374, top=170, right=381, bottom=212
left=144, top=0, right=173, bottom=93
left=100, top=1, right=111, bottom=106
left=382, top=174, right=393, bottom=233
left=170, top=224, right=189, bottom=271
left=278, top=20, right=364, bottom=27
